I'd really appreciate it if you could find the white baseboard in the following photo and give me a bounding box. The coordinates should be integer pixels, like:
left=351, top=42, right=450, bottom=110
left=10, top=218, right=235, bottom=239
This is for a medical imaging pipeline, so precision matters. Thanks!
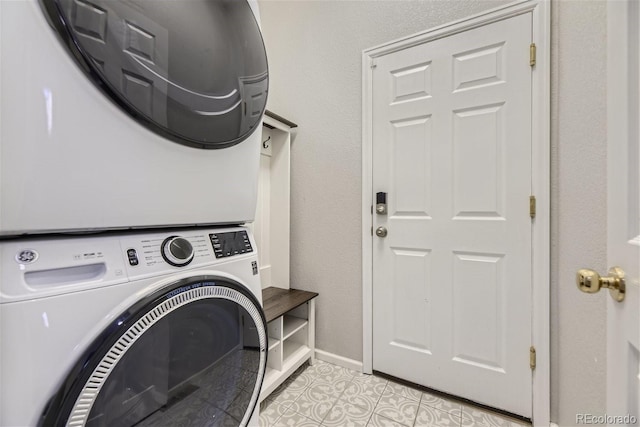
left=315, top=349, right=363, bottom=373
left=549, top=423, right=559, bottom=427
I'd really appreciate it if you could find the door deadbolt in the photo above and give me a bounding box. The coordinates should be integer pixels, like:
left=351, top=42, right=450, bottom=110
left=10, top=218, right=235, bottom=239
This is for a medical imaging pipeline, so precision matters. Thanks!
left=376, top=192, right=387, bottom=215
left=576, top=266, right=626, bottom=302
left=375, top=226, right=388, bottom=238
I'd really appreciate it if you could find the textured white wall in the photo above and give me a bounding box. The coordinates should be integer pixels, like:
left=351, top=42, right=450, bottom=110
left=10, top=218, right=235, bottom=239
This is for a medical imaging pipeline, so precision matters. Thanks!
left=550, top=1, right=607, bottom=425
left=260, top=0, right=609, bottom=424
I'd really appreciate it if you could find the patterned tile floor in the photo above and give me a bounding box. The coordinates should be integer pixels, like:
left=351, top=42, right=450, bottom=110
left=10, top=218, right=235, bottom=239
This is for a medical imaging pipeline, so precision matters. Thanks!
left=259, top=360, right=531, bottom=427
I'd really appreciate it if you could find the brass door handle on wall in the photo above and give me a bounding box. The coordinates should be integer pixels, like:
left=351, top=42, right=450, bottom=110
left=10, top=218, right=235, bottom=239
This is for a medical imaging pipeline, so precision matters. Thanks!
left=576, top=266, right=626, bottom=302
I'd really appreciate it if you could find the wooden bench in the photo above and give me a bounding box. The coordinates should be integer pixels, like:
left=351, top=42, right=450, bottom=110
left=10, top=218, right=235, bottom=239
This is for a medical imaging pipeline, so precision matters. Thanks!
left=259, top=287, right=318, bottom=401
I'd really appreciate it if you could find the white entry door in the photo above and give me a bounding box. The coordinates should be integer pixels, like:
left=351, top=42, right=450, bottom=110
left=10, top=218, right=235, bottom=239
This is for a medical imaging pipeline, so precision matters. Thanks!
left=606, top=0, right=640, bottom=420
left=372, top=13, right=534, bottom=417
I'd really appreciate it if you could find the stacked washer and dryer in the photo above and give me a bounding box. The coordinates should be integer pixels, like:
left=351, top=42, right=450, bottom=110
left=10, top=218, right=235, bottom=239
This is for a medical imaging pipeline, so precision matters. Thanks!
left=0, top=0, right=269, bottom=426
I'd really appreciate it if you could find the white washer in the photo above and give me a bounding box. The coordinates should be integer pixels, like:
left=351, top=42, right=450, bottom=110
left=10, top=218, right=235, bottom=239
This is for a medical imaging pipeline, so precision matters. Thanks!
left=0, top=226, right=266, bottom=426
left=0, top=0, right=268, bottom=236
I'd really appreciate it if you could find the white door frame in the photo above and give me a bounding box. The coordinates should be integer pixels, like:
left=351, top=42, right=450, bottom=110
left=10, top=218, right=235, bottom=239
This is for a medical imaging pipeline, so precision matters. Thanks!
left=361, top=1, right=550, bottom=424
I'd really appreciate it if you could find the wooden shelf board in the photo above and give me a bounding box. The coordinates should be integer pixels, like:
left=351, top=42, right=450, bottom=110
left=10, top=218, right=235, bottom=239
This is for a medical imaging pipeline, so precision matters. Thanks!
left=268, top=338, right=281, bottom=352
left=262, top=287, right=318, bottom=323
left=283, top=344, right=311, bottom=365
left=282, top=315, right=307, bottom=340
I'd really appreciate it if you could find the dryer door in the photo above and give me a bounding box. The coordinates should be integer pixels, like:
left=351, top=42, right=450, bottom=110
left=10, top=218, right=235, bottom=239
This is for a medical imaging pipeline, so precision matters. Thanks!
left=40, top=0, right=268, bottom=149
left=40, top=277, right=267, bottom=427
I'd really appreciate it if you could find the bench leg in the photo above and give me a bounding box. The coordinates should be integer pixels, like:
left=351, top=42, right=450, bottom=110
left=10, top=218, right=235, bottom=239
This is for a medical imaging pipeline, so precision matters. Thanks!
left=308, top=299, right=316, bottom=365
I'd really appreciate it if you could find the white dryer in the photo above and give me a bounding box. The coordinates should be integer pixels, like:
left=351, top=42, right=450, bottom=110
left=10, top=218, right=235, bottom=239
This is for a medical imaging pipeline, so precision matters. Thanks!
left=0, top=0, right=268, bottom=236
left=0, top=226, right=266, bottom=426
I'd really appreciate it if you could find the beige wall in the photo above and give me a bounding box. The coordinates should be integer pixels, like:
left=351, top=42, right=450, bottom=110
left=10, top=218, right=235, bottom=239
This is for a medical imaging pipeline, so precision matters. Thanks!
left=259, top=1, right=608, bottom=425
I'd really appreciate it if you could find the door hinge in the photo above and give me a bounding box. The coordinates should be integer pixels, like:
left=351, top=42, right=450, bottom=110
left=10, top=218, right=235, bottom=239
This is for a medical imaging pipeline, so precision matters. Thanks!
left=529, top=195, right=536, bottom=219
left=529, top=43, right=537, bottom=67
left=370, top=58, right=377, bottom=69
left=371, top=226, right=373, bottom=236
left=530, top=346, right=537, bottom=370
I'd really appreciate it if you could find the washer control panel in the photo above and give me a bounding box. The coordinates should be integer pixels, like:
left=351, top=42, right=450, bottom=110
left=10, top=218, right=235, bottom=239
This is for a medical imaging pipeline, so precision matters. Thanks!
left=125, top=234, right=210, bottom=269
left=209, top=231, right=253, bottom=258
left=1, top=227, right=258, bottom=303
left=121, top=228, right=254, bottom=272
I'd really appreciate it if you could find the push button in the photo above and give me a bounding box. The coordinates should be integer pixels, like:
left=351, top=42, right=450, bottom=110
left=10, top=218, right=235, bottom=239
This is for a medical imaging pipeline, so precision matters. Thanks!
left=127, top=249, right=139, bottom=266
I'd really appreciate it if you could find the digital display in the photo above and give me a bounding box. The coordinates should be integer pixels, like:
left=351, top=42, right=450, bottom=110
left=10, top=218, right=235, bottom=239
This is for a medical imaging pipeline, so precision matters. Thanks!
left=209, top=231, right=253, bottom=258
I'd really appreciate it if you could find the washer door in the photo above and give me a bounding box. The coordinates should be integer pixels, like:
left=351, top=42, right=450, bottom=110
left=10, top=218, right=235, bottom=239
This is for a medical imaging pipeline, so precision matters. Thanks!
left=40, top=0, right=268, bottom=149
left=40, top=277, right=267, bottom=427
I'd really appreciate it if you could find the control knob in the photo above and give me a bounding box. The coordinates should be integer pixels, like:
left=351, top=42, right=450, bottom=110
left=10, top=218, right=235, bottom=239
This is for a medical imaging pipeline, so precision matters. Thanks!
left=161, top=236, right=194, bottom=267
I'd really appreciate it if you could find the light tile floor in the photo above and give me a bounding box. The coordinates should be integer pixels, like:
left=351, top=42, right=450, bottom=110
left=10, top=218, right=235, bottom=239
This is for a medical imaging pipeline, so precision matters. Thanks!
left=259, top=361, right=531, bottom=427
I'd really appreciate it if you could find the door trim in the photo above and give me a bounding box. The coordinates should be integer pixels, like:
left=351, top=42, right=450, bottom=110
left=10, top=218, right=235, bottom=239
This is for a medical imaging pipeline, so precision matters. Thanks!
left=606, top=0, right=639, bottom=415
left=361, top=1, right=550, bottom=424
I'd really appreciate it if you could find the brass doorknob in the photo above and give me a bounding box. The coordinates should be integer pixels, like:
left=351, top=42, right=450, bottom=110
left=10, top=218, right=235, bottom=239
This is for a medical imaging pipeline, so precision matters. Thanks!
left=375, top=226, right=388, bottom=238
left=576, top=266, right=626, bottom=302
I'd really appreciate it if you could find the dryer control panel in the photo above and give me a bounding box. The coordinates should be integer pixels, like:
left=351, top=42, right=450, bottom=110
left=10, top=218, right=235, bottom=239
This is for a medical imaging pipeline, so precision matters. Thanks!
left=209, top=231, right=253, bottom=258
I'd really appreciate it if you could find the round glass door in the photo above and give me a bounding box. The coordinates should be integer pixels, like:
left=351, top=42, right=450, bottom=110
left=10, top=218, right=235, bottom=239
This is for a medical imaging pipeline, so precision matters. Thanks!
left=40, top=277, right=267, bottom=426
left=40, top=0, right=268, bottom=149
